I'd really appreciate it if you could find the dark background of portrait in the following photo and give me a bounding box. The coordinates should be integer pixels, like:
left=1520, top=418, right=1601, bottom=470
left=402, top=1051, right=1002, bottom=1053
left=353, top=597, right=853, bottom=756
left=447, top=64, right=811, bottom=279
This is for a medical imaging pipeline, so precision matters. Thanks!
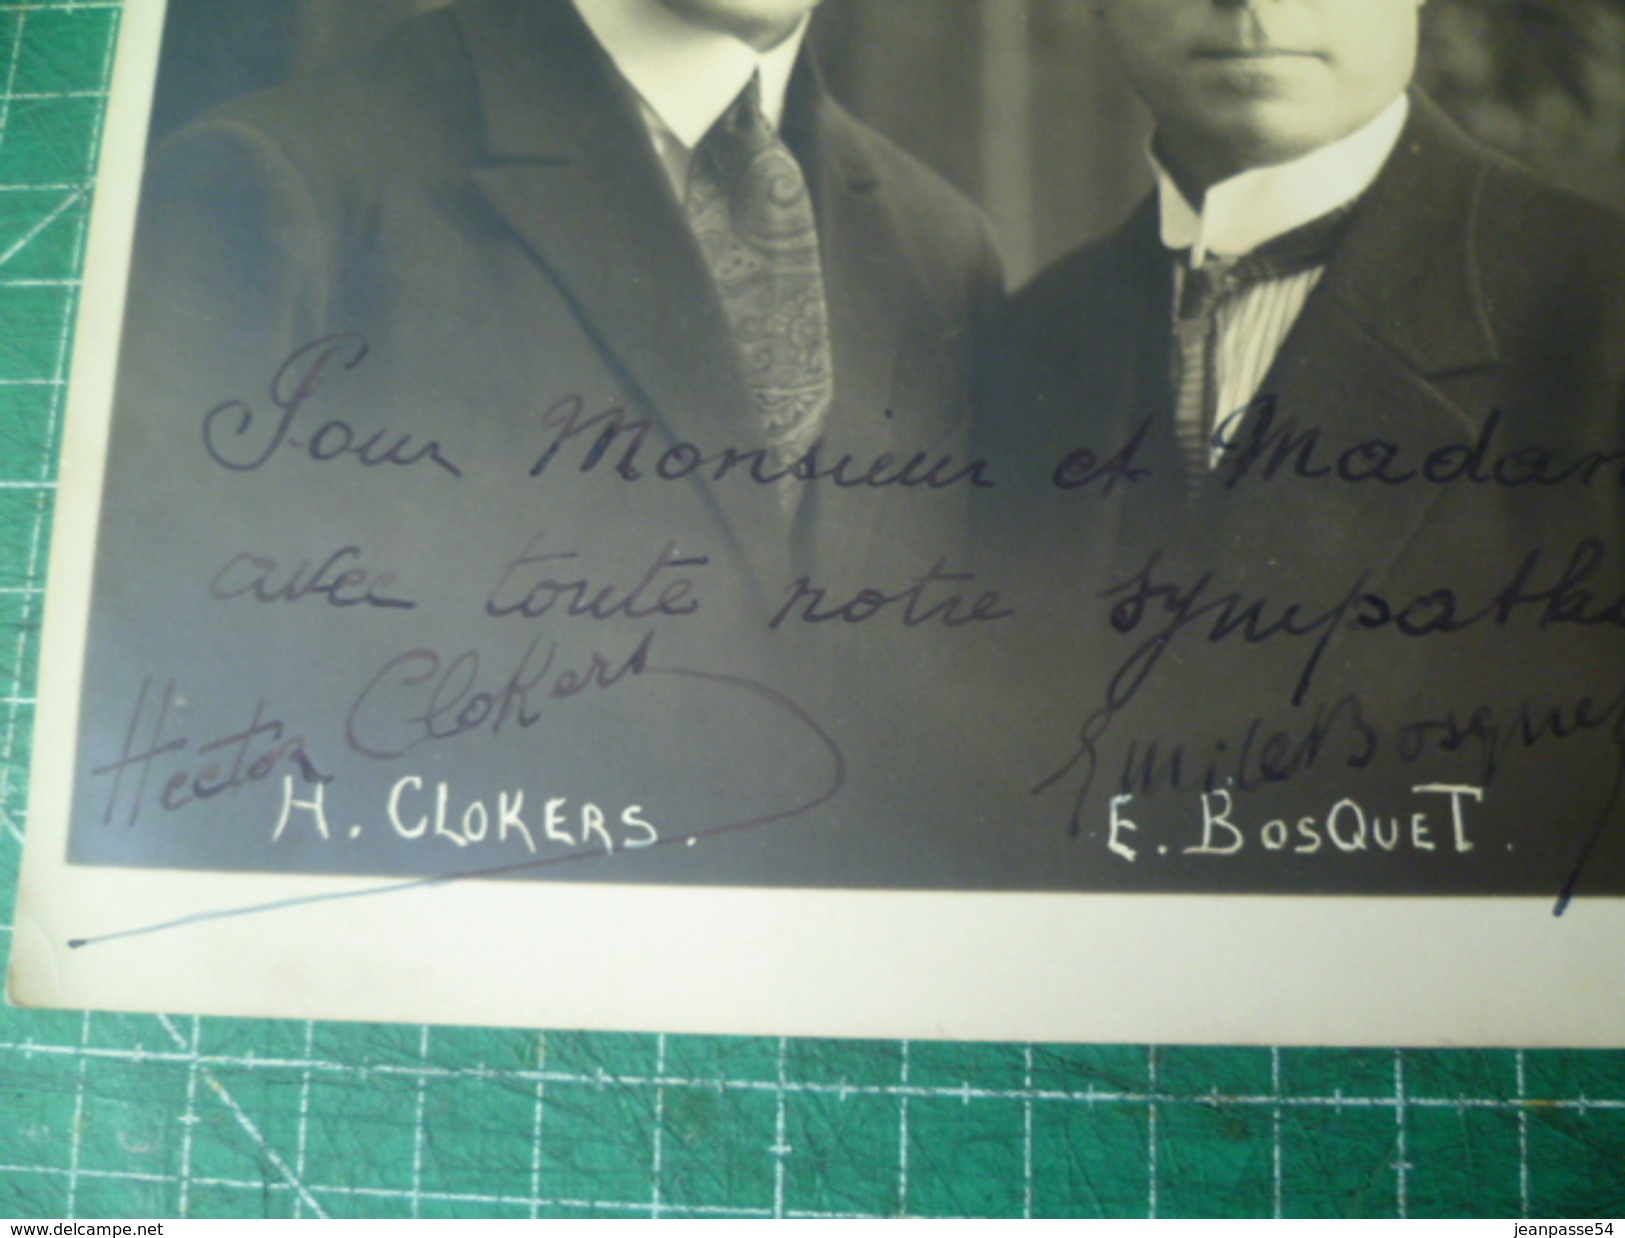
left=148, top=0, right=1625, bottom=284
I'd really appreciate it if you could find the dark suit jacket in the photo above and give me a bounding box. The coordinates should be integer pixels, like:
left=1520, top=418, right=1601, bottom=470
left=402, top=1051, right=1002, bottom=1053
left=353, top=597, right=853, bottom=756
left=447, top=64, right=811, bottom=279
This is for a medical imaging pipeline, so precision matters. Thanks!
left=974, top=99, right=1625, bottom=895
left=118, top=0, right=1002, bottom=599
left=72, top=0, right=1005, bottom=885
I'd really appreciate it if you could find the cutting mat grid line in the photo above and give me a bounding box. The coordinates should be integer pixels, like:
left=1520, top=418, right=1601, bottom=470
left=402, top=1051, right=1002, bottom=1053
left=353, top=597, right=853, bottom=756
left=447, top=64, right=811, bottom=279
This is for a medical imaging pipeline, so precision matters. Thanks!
left=2, top=0, right=1624, bottom=1221
left=4, top=1021, right=1625, bottom=1218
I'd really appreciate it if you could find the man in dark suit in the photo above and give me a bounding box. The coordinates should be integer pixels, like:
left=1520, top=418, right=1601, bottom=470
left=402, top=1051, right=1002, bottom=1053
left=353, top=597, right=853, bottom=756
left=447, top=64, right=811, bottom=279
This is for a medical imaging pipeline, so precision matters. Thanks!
left=977, top=0, right=1625, bottom=897
left=71, top=0, right=1004, bottom=884
left=117, top=0, right=1002, bottom=604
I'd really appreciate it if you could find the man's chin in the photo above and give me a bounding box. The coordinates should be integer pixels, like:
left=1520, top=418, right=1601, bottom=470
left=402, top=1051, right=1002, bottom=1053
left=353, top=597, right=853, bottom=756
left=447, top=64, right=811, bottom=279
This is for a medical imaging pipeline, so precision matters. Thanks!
left=1188, top=102, right=1355, bottom=173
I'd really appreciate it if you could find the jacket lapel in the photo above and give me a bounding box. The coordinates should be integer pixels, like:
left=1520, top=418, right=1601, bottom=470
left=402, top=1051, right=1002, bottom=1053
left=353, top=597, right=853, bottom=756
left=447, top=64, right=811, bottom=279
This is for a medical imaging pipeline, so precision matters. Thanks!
left=1088, top=203, right=1192, bottom=572
left=1202, top=100, right=1501, bottom=590
left=784, top=79, right=920, bottom=577
left=1315, top=98, right=1501, bottom=384
left=789, top=74, right=897, bottom=453
left=452, top=0, right=974, bottom=593
left=453, top=0, right=803, bottom=597
left=454, top=0, right=757, bottom=452
left=1058, top=199, right=1177, bottom=448
left=782, top=63, right=985, bottom=584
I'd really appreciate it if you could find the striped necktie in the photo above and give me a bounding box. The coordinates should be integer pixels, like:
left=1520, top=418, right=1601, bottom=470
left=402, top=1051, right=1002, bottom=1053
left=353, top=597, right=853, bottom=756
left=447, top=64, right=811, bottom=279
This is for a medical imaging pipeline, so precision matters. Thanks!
left=686, top=74, right=834, bottom=505
left=1170, top=203, right=1357, bottom=493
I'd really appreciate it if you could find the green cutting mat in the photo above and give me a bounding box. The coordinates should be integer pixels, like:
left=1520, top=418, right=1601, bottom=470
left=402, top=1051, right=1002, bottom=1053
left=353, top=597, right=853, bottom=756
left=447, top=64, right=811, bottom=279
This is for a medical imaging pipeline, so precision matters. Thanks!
left=2, top=1, right=1624, bottom=1219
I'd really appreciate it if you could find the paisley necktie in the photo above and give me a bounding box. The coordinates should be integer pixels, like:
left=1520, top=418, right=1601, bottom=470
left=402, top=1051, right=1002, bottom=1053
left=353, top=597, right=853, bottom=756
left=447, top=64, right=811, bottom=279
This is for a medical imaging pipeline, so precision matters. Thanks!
left=686, top=74, right=834, bottom=494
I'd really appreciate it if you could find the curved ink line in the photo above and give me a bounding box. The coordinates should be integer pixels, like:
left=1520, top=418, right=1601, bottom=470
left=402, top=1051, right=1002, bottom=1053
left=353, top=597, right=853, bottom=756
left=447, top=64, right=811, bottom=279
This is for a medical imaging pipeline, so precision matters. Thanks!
left=67, top=664, right=846, bottom=950
left=1553, top=739, right=1625, bottom=917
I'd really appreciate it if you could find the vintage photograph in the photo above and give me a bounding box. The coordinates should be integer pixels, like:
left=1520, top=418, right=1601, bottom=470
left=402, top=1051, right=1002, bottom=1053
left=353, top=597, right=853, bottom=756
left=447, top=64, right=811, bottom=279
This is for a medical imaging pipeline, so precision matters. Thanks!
left=10, top=0, right=1625, bottom=1040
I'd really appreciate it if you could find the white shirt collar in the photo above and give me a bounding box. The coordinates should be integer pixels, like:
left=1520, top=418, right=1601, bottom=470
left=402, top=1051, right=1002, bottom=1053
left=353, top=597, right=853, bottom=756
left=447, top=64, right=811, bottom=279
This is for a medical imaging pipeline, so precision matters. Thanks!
left=572, top=0, right=808, bottom=148
left=1153, top=94, right=1410, bottom=265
